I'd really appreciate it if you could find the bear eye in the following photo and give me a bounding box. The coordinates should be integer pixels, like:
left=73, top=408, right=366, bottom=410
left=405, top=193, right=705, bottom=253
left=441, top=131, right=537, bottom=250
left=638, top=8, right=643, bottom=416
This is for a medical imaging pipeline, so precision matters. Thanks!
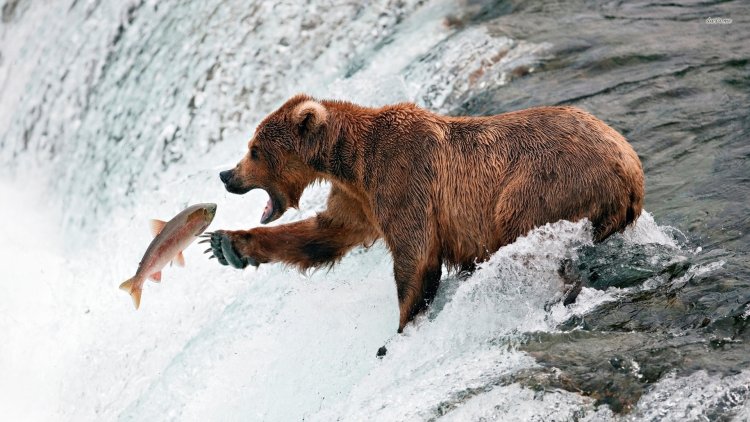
left=250, top=148, right=259, bottom=160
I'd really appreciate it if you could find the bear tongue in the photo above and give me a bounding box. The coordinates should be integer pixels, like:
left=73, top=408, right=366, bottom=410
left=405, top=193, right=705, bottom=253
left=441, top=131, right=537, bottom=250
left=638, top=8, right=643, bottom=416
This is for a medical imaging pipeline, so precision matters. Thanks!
left=261, top=198, right=273, bottom=223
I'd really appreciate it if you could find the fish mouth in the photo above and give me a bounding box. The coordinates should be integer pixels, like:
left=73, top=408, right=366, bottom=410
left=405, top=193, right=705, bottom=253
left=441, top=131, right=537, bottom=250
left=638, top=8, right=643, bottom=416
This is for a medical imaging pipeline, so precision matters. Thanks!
left=260, top=189, right=285, bottom=224
left=205, top=203, right=218, bottom=220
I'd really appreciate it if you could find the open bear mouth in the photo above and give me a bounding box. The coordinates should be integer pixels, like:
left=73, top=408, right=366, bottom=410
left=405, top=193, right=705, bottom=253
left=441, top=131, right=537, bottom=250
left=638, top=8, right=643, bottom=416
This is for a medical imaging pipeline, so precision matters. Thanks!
left=260, top=189, right=285, bottom=224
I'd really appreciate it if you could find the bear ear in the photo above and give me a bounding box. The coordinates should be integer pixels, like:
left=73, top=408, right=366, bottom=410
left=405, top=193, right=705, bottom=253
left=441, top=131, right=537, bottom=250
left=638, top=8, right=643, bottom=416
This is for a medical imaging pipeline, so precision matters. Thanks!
left=293, top=100, right=328, bottom=138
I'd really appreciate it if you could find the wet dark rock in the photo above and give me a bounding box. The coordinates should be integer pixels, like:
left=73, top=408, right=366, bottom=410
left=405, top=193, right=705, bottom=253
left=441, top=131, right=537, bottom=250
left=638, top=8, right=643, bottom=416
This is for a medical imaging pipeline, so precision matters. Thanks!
left=376, top=346, right=387, bottom=358
left=519, top=248, right=750, bottom=414
left=560, top=238, right=690, bottom=296
left=519, top=312, right=750, bottom=413
left=562, top=261, right=750, bottom=335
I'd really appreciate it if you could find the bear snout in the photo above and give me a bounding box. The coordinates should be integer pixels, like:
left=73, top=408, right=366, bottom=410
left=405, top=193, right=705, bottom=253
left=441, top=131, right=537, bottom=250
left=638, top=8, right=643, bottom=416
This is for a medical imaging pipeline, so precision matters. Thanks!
left=220, top=169, right=253, bottom=195
left=219, top=169, right=233, bottom=184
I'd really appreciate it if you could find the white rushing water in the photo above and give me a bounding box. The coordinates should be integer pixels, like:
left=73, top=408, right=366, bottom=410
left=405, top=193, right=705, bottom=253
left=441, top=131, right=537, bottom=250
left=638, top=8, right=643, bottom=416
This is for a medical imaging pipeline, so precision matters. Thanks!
left=0, top=0, right=739, bottom=420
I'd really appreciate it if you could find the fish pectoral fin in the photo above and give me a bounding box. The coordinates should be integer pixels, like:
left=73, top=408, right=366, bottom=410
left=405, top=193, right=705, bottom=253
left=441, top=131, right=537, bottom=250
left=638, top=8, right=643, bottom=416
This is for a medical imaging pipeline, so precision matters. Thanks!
left=149, top=271, right=162, bottom=283
left=150, top=219, right=167, bottom=237
left=119, top=278, right=142, bottom=309
left=173, top=251, right=185, bottom=267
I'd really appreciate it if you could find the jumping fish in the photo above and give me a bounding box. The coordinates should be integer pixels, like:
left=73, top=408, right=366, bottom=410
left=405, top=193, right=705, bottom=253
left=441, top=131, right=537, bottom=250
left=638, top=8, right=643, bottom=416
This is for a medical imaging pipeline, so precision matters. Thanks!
left=119, top=203, right=217, bottom=309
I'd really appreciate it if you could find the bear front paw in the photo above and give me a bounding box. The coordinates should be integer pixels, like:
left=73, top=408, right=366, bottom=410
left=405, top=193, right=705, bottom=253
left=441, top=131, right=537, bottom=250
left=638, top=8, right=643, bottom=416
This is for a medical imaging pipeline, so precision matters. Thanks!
left=203, top=230, right=259, bottom=269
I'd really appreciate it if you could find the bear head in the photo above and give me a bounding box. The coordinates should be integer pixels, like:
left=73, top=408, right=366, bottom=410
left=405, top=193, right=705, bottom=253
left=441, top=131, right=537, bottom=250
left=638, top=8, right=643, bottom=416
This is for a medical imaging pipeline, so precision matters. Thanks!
left=219, top=94, right=328, bottom=224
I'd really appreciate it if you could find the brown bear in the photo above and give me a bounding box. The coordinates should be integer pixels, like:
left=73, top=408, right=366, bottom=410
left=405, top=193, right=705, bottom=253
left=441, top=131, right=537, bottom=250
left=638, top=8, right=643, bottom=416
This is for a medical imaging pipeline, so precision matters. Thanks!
left=208, top=94, right=644, bottom=332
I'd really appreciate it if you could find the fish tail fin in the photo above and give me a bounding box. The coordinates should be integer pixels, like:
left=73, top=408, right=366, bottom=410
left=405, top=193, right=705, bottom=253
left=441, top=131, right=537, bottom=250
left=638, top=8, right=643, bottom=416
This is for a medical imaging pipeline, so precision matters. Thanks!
left=119, top=277, right=142, bottom=309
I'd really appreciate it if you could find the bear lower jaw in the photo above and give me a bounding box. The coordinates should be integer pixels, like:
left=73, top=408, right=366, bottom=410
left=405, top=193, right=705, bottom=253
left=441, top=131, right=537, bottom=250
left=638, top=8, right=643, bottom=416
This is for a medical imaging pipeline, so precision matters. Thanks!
left=260, top=198, right=275, bottom=224
left=259, top=188, right=285, bottom=224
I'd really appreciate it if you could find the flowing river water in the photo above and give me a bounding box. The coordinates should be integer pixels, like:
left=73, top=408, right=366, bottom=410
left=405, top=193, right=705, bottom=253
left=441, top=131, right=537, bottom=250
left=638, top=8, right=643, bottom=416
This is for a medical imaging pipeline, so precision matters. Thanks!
left=1, top=0, right=749, bottom=420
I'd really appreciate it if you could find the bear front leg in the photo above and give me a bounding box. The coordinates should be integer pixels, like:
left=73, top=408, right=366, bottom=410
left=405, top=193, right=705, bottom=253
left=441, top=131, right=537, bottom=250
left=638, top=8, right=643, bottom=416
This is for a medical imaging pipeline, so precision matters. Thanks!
left=392, top=247, right=442, bottom=333
left=207, top=215, right=376, bottom=270
left=375, top=187, right=442, bottom=332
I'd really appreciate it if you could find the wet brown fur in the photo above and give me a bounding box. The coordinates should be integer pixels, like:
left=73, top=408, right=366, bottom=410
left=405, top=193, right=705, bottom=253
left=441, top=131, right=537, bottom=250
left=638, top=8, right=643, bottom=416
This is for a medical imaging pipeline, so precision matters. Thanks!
left=219, top=94, right=644, bottom=332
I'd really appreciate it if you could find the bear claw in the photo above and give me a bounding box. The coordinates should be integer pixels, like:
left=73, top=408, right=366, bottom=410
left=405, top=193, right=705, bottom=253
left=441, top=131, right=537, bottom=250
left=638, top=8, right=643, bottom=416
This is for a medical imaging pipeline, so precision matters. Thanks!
left=208, top=231, right=258, bottom=269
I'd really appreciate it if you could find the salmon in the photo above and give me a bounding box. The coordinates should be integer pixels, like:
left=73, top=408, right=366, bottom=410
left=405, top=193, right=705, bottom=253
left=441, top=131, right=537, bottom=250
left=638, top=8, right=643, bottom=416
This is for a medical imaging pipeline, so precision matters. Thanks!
left=119, top=203, right=217, bottom=309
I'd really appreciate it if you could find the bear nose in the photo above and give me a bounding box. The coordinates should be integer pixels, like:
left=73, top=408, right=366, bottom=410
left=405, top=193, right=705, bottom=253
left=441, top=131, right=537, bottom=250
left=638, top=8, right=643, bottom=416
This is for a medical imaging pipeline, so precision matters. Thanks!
left=219, top=170, right=233, bottom=184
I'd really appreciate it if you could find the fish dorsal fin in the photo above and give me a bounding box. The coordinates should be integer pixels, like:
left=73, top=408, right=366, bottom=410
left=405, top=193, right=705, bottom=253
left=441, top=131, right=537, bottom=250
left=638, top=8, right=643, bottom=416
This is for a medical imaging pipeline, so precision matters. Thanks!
left=173, top=251, right=185, bottom=267
left=149, top=271, right=162, bottom=283
left=150, top=219, right=167, bottom=237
